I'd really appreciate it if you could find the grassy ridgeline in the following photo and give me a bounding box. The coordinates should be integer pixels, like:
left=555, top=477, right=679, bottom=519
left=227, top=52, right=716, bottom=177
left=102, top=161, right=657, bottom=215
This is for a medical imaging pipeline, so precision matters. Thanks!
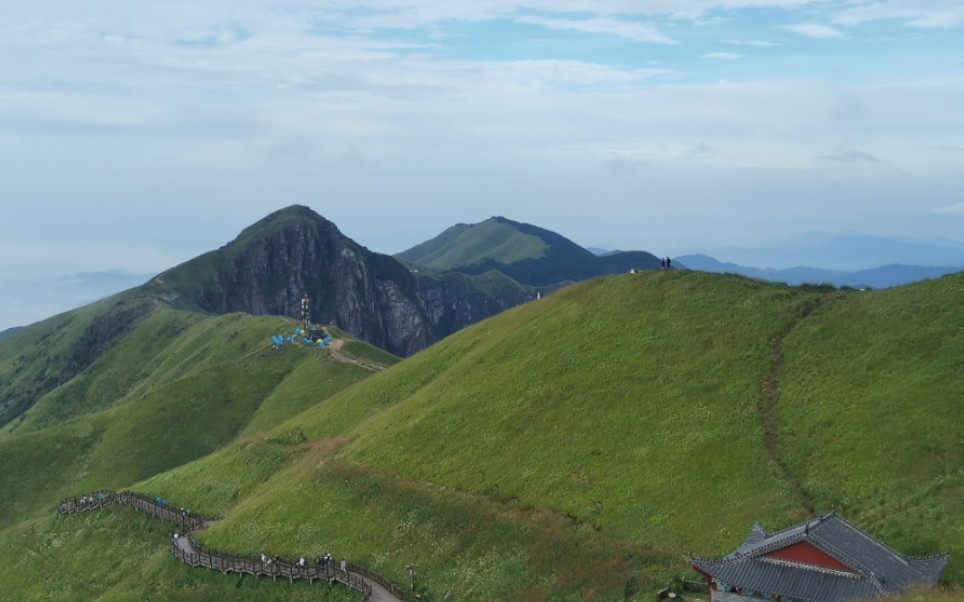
left=396, top=218, right=549, bottom=270
left=0, top=306, right=378, bottom=528
left=779, top=275, right=964, bottom=576
left=4, top=271, right=961, bottom=600
left=158, top=272, right=819, bottom=599
left=190, top=272, right=960, bottom=599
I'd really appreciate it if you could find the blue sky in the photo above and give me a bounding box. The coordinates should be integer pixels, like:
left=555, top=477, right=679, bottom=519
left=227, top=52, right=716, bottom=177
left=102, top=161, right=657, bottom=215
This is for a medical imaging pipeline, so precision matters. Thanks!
left=1, top=0, right=963, bottom=329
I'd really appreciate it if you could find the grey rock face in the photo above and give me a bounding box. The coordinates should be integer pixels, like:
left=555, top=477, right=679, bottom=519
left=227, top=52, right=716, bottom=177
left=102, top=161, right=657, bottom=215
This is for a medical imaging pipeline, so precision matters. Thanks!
left=155, top=206, right=530, bottom=356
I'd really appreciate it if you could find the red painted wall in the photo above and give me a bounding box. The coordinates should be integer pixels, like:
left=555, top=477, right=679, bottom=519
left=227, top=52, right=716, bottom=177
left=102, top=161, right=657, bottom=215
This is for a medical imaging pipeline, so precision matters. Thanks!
left=766, top=541, right=852, bottom=572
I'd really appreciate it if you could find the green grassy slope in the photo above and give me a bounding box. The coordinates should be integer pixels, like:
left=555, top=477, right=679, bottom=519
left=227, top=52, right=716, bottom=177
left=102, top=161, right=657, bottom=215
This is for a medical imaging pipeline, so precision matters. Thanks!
left=335, top=272, right=809, bottom=544
left=0, top=508, right=362, bottom=601
left=395, top=222, right=473, bottom=266
left=167, top=272, right=960, bottom=600
left=778, top=275, right=964, bottom=570
left=0, top=306, right=384, bottom=528
left=397, top=218, right=549, bottom=269
left=398, top=216, right=661, bottom=287
left=129, top=272, right=814, bottom=600
left=0, top=294, right=154, bottom=430
left=5, top=271, right=961, bottom=601
left=6, top=307, right=204, bottom=434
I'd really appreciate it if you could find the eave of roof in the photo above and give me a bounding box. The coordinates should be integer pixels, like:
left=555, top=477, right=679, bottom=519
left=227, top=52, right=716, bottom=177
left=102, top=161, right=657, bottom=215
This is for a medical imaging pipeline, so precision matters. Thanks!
left=691, top=512, right=950, bottom=601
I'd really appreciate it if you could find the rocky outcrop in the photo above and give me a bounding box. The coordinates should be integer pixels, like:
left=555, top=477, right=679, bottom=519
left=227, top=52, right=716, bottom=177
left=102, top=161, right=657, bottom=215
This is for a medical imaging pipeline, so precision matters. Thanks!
left=150, top=206, right=532, bottom=356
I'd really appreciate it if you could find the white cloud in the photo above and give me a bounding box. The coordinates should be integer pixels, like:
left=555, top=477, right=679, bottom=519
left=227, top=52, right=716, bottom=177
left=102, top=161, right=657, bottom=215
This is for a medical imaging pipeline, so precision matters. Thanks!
left=821, top=149, right=885, bottom=164
left=701, top=52, right=742, bottom=60
left=832, top=1, right=964, bottom=28
left=309, top=1, right=831, bottom=26
left=0, top=0, right=962, bottom=331
left=782, top=23, right=846, bottom=38
left=515, top=16, right=677, bottom=44
left=721, top=39, right=782, bottom=46
left=481, top=60, right=670, bottom=88
left=930, top=203, right=964, bottom=215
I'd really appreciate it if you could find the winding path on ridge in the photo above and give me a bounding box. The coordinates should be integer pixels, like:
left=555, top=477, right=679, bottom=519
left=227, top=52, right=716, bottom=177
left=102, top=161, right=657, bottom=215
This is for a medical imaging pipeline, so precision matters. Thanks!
left=58, top=492, right=406, bottom=602
left=760, top=293, right=841, bottom=515
left=327, top=338, right=387, bottom=372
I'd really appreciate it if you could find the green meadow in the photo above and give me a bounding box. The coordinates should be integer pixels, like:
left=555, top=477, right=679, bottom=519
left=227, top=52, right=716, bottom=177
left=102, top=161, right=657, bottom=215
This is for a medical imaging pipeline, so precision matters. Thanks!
left=397, top=218, right=549, bottom=271
left=1, top=271, right=961, bottom=600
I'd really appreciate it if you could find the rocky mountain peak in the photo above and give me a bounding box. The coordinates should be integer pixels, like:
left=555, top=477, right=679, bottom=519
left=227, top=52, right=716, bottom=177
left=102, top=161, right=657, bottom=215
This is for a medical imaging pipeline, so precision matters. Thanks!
left=150, top=207, right=532, bottom=356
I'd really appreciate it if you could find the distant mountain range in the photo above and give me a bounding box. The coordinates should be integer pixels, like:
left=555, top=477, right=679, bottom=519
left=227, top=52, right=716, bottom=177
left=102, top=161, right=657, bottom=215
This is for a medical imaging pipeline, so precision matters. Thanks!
left=7, top=207, right=962, bottom=344
left=0, top=208, right=668, bottom=355
left=675, top=254, right=963, bottom=289
left=701, top=234, right=964, bottom=271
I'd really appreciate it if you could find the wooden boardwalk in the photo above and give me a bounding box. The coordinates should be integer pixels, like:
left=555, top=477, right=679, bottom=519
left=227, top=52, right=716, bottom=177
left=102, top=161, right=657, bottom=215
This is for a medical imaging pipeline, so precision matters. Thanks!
left=59, top=491, right=412, bottom=601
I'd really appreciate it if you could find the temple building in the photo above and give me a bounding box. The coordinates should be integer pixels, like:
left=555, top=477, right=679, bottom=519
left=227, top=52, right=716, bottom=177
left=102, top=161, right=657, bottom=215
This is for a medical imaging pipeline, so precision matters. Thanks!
left=691, top=510, right=949, bottom=602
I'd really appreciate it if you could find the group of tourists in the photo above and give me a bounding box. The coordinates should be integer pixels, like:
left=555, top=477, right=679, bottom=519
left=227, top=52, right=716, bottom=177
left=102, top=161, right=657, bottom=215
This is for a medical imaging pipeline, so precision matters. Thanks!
left=258, top=551, right=340, bottom=574
left=660, top=257, right=673, bottom=269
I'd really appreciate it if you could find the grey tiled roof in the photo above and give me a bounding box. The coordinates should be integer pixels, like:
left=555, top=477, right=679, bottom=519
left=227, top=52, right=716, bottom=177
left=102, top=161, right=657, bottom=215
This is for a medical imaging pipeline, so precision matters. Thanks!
left=725, top=522, right=770, bottom=560
left=692, top=511, right=950, bottom=602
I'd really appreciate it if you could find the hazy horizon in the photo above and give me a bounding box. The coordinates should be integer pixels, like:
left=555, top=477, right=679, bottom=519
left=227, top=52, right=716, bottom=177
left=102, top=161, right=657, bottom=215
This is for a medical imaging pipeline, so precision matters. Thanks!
left=3, top=212, right=964, bottom=332
left=2, top=0, right=962, bottom=328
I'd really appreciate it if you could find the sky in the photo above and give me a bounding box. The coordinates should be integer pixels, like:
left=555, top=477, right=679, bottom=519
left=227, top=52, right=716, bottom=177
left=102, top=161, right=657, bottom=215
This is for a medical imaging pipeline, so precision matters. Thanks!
left=1, top=0, right=963, bottom=329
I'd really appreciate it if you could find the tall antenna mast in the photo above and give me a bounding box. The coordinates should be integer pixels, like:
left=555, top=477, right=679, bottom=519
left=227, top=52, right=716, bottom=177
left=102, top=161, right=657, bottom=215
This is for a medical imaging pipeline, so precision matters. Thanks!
left=301, top=295, right=310, bottom=332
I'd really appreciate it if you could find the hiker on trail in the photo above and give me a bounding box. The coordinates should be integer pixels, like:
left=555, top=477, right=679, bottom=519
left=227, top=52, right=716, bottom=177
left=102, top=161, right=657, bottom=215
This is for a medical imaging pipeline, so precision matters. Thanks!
left=298, top=557, right=306, bottom=568
left=340, top=559, right=347, bottom=572
left=661, top=258, right=666, bottom=269
left=261, top=554, right=267, bottom=564
left=172, top=533, right=179, bottom=545
left=666, top=257, right=672, bottom=269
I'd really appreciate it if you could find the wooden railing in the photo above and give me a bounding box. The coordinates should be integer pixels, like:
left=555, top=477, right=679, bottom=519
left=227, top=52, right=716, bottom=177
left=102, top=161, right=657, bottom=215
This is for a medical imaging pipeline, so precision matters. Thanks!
left=58, top=490, right=414, bottom=601
left=59, top=490, right=207, bottom=530
left=172, top=535, right=372, bottom=597
left=348, top=561, right=418, bottom=601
